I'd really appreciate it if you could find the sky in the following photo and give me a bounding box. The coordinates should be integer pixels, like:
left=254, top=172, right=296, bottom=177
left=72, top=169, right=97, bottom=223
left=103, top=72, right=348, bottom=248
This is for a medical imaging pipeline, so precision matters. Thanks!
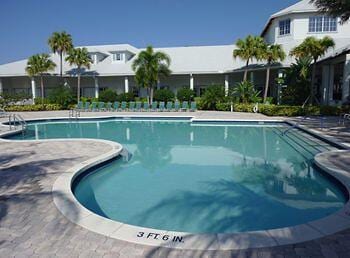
left=0, top=0, right=299, bottom=64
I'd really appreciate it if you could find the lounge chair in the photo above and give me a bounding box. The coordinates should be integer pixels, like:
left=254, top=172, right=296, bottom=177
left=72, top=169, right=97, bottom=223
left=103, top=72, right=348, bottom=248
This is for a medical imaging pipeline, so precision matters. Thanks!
left=129, top=101, right=136, bottom=111
left=190, top=101, right=197, bottom=112
left=91, top=102, right=98, bottom=111
left=84, top=102, right=91, bottom=111
left=181, top=101, right=189, bottom=111
left=159, top=102, right=165, bottom=112
left=143, top=102, right=149, bottom=111
left=135, top=102, right=142, bottom=111
left=166, top=101, right=173, bottom=111
left=106, top=102, right=112, bottom=111
left=174, top=101, right=180, bottom=111
left=76, top=101, right=84, bottom=111
left=151, top=101, right=158, bottom=111
left=98, top=102, right=105, bottom=111
left=113, top=102, right=120, bottom=111
left=121, top=101, right=127, bottom=111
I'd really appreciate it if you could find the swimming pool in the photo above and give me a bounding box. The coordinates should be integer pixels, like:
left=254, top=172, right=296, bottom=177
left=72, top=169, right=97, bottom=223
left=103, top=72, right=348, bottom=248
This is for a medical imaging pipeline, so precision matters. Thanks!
left=7, top=118, right=347, bottom=234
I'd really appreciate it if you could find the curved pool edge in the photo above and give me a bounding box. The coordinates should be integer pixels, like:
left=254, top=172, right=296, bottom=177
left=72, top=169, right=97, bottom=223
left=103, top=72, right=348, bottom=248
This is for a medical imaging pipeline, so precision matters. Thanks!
left=2, top=116, right=350, bottom=250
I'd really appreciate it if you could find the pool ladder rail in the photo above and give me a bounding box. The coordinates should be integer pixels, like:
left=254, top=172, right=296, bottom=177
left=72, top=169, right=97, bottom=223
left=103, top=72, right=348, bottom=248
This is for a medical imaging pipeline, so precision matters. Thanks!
left=69, top=109, right=81, bottom=120
left=282, top=116, right=308, bottom=136
left=8, top=113, right=27, bottom=135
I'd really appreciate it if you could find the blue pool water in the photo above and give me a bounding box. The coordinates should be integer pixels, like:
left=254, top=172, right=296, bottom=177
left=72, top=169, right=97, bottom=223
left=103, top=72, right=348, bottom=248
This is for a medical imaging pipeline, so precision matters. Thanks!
left=8, top=119, right=347, bottom=233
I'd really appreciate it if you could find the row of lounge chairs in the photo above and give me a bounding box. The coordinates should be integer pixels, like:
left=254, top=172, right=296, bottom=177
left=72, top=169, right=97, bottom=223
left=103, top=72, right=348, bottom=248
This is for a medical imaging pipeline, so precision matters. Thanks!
left=76, top=101, right=197, bottom=112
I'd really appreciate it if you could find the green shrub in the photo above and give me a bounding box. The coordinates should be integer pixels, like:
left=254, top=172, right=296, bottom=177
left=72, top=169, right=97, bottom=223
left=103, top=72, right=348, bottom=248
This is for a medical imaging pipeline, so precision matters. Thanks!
left=231, top=81, right=261, bottom=104
left=48, top=85, right=75, bottom=108
left=215, top=102, right=231, bottom=111
left=154, top=89, right=175, bottom=102
left=5, top=104, right=63, bottom=112
left=81, top=97, right=98, bottom=104
left=34, top=98, right=50, bottom=105
left=199, top=85, right=226, bottom=110
left=116, top=92, right=135, bottom=102
left=0, top=92, right=32, bottom=107
left=233, top=103, right=255, bottom=112
left=177, top=87, right=195, bottom=102
left=99, top=88, right=118, bottom=103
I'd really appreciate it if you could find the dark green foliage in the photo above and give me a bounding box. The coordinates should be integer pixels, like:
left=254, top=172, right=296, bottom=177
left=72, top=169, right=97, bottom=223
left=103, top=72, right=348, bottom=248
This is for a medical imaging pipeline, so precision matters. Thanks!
left=231, top=81, right=261, bottom=103
left=116, top=92, right=135, bottom=102
left=48, top=85, right=75, bottom=108
left=0, top=92, right=32, bottom=107
left=153, top=89, right=175, bottom=102
left=176, top=87, right=196, bottom=102
left=310, top=0, right=350, bottom=23
left=199, top=85, right=226, bottom=110
left=99, top=88, right=118, bottom=103
left=5, top=104, right=63, bottom=111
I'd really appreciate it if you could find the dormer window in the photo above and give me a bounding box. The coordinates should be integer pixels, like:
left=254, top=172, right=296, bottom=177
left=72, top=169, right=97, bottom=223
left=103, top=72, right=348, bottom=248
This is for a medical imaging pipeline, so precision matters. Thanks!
left=112, top=53, right=123, bottom=62
left=309, top=16, right=337, bottom=33
left=89, top=54, right=97, bottom=64
left=279, top=19, right=291, bottom=36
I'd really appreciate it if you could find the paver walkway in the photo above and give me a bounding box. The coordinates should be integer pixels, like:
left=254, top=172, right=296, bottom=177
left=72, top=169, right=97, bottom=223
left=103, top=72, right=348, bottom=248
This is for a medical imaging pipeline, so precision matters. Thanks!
left=1, top=112, right=350, bottom=257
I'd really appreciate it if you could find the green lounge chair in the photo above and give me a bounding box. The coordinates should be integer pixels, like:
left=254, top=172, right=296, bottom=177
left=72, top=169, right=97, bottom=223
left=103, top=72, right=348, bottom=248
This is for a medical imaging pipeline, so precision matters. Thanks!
left=113, top=102, right=120, bottom=111
left=166, top=101, right=173, bottom=111
left=181, top=101, right=189, bottom=111
left=121, top=101, right=127, bottom=111
left=135, top=102, right=142, bottom=111
left=159, top=102, right=165, bottom=112
left=143, top=102, right=149, bottom=111
left=190, top=101, right=197, bottom=111
left=84, top=102, right=90, bottom=111
left=129, top=101, right=136, bottom=111
left=174, top=101, right=180, bottom=111
left=76, top=101, right=83, bottom=111
left=91, top=102, right=98, bottom=111
left=106, top=102, right=112, bottom=111
left=151, top=101, right=158, bottom=111
left=98, top=102, right=105, bottom=111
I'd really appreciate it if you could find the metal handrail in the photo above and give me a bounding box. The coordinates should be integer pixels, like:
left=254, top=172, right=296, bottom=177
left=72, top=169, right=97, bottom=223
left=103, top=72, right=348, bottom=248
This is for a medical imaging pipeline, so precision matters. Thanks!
left=8, top=114, right=27, bottom=135
left=69, top=109, right=81, bottom=120
left=282, top=116, right=307, bottom=136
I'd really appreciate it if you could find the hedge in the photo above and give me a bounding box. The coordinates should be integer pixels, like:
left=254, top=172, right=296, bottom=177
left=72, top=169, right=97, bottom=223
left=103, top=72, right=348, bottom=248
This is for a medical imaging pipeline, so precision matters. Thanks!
left=5, top=104, right=63, bottom=112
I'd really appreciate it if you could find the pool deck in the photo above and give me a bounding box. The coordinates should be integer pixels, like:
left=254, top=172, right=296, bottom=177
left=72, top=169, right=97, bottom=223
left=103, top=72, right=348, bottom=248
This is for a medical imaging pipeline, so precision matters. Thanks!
left=1, top=111, right=350, bottom=257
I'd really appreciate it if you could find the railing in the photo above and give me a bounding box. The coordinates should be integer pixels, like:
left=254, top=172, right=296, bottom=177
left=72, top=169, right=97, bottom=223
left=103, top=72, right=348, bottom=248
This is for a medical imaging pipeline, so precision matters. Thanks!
left=8, top=114, right=27, bottom=135
left=281, top=116, right=307, bottom=136
left=69, top=109, right=81, bottom=120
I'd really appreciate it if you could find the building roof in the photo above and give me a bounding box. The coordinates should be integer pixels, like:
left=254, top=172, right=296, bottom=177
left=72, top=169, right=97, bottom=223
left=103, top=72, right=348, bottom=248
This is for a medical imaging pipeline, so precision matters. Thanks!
left=261, top=0, right=318, bottom=36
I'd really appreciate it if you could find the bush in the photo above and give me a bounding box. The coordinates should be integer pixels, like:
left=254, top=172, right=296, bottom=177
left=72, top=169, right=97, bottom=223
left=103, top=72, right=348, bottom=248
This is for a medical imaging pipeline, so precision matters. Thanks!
left=34, top=98, right=51, bottom=105
left=233, top=103, right=256, bottom=112
left=199, top=85, right=226, bottom=110
left=153, top=89, right=175, bottom=102
left=5, top=104, right=63, bottom=112
left=215, top=102, right=231, bottom=111
left=80, top=97, right=98, bottom=104
left=99, top=88, right=118, bottom=103
left=0, top=92, right=32, bottom=107
left=48, top=85, right=75, bottom=108
left=116, top=92, right=135, bottom=102
left=177, top=87, right=195, bottom=102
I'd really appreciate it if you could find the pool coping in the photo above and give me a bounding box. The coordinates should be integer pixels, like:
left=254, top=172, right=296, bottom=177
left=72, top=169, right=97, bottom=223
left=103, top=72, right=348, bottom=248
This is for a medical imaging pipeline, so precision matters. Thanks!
left=2, top=115, right=350, bottom=251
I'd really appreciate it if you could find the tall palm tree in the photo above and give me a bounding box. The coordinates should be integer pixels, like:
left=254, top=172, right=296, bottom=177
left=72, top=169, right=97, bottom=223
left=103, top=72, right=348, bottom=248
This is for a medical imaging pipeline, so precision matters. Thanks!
left=48, top=31, right=73, bottom=77
left=290, top=36, right=335, bottom=104
left=310, top=0, right=350, bottom=23
left=233, top=35, right=266, bottom=81
left=26, top=54, right=56, bottom=105
left=262, top=44, right=286, bottom=102
left=132, top=46, right=171, bottom=104
left=65, top=47, right=92, bottom=103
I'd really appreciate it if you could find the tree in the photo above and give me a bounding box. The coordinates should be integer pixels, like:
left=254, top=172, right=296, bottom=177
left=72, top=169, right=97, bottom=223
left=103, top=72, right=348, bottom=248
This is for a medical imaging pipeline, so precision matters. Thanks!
left=290, top=36, right=335, bottom=104
left=232, top=81, right=261, bottom=104
left=65, top=47, right=92, bottom=103
left=262, top=44, right=286, bottom=103
left=233, top=35, right=266, bottom=81
left=310, top=0, right=350, bottom=23
left=26, top=54, right=56, bottom=105
left=132, top=46, right=171, bottom=104
left=48, top=31, right=73, bottom=77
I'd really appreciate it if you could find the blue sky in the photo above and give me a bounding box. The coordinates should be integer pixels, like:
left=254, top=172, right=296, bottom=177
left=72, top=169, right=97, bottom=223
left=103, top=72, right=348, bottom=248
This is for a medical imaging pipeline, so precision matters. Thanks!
left=0, top=0, right=298, bottom=64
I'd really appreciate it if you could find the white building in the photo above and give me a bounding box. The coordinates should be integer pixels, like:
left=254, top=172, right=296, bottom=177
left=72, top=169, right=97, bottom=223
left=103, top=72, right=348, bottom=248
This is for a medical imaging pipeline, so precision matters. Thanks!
left=0, top=0, right=349, bottom=104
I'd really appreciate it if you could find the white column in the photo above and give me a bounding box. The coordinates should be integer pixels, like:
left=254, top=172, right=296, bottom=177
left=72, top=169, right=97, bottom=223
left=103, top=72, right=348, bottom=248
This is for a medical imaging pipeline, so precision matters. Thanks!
left=277, top=70, right=284, bottom=105
left=343, top=54, right=350, bottom=102
left=94, top=77, right=99, bottom=99
left=0, top=78, right=3, bottom=94
left=224, top=75, right=229, bottom=96
left=322, top=65, right=330, bottom=105
left=31, top=77, right=36, bottom=103
left=190, top=74, right=194, bottom=90
left=124, top=76, right=129, bottom=93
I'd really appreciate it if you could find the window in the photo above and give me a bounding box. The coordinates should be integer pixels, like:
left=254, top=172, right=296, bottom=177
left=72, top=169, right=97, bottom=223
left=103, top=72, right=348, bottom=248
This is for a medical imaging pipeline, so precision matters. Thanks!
left=112, top=53, right=123, bottom=62
left=279, top=19, right=291, bottom=36
left=89, top=54, right=97, bottom=64
left=309, top=16, right=337, bottom=32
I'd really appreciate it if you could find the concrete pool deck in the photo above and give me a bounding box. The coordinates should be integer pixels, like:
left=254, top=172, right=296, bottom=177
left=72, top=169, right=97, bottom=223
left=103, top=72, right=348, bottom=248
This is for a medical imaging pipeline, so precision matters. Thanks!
left=1, top=111, right=350, bottom=257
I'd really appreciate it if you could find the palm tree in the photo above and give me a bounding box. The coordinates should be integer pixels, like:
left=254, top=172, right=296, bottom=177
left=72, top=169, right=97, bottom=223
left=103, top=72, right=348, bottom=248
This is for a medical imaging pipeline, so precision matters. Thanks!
left=48, top=31, right=73, bottom=77
left=262, top=44, right=286, bottom=103
left=132, top=46, right=171, bottom=104
left=233, top=35, right=266, bottom=81
left=290, top=36, right=334, bottom=104
left=232, top=81, right=260, bottom=104
left=310, top=0, right=350, bottom=23
left=65, top=47, right=92, bottom=103
left=26, top=54, right=56, bottom=106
